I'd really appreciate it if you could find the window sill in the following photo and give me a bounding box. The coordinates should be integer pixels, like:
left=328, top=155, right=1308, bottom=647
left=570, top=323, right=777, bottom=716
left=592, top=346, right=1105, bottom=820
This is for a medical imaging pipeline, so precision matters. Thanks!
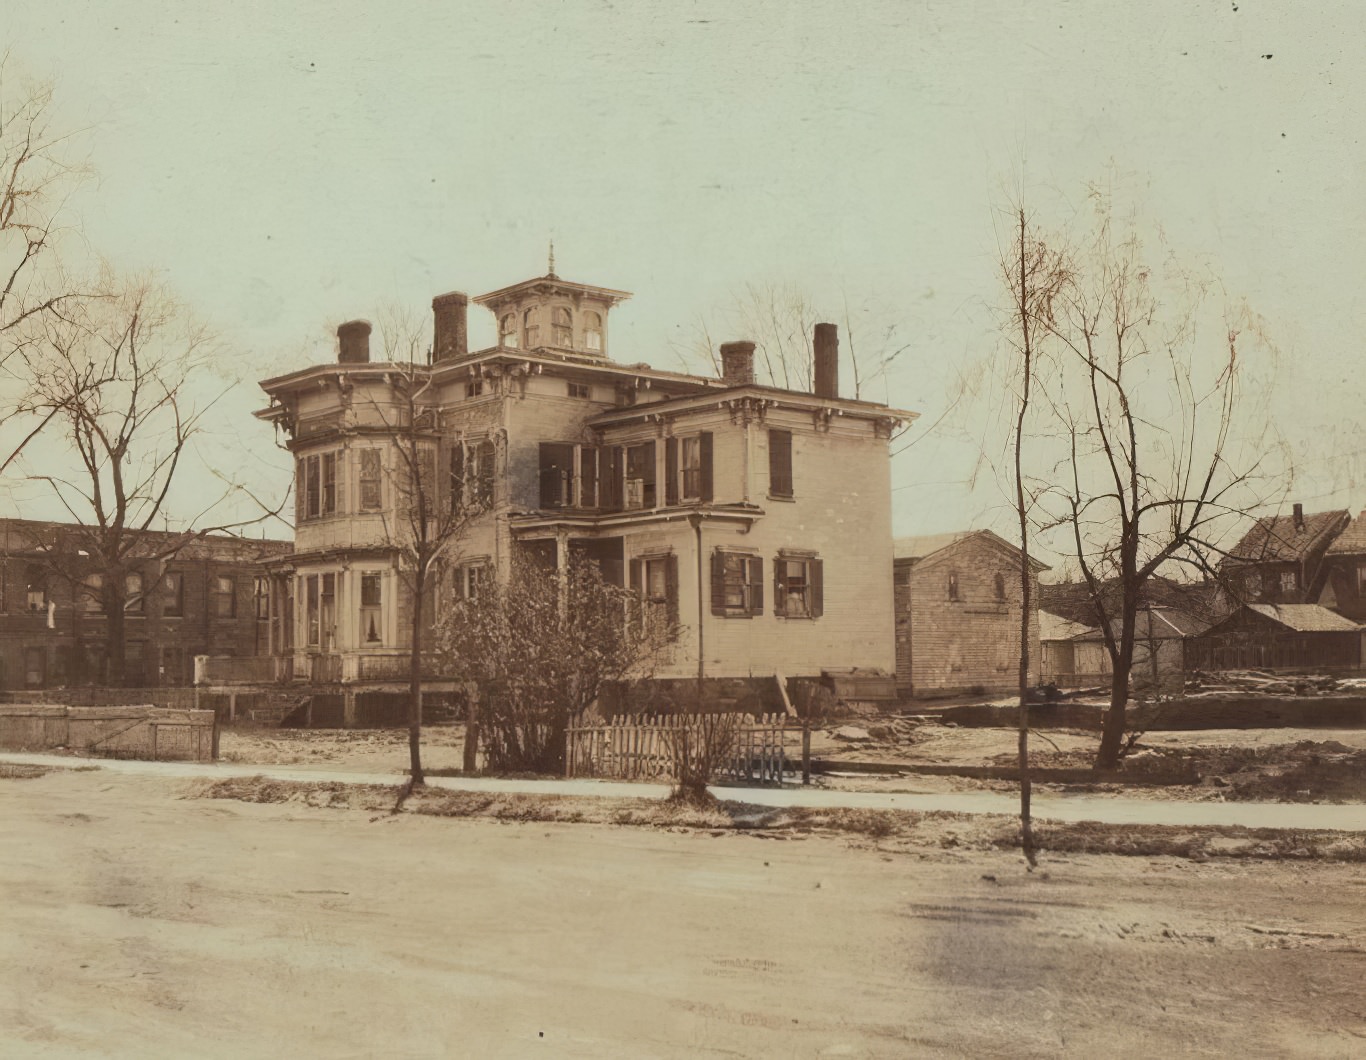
left=767, top=493, right=796, bottom=503
left=712, top=610, right=758, bottom=620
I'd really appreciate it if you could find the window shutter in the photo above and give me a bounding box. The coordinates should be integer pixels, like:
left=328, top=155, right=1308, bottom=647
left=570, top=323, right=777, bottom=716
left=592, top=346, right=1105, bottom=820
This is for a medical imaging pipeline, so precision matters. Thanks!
left=664, top=438, right=679, bottom=506
left=710, top=551, right=726, bottom=615
left=811, top=558, right=824, bottom=618
left=629, top=557, right=642, bottom=595
left=642, top=440, right=657, bottom=496
left=773, top=558, right=788, bottom=616
left=450, top=444, right=465, bottom=513
left=295, top=460, right=304, bottom=523
left=699, top=431, right=713, bottom=502
left=580, top=446, right=598, bottom=508
left=478, top=439, right=496, bottom=508
left=747, top=556, right=764, bottom=615
left=540, top=443, right=572, bottom=509
left=335, top=449, right=347, bottom=513
left=609, top=447, right=625, bottom=511
left=665, top=554, right=679, bottom=627
left=769, top=429, right=793, bottom=497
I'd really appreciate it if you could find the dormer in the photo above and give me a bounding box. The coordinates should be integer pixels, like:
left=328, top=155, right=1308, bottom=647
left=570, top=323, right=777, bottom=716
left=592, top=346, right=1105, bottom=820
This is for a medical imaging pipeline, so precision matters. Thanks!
left=474, top=268, right=630, bottom=360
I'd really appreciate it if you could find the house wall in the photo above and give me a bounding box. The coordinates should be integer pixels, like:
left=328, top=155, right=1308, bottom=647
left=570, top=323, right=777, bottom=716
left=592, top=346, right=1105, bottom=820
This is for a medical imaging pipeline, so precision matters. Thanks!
left=610, top=406, right=896, bottom=680
left=901, top=536, right=1040, bottom=695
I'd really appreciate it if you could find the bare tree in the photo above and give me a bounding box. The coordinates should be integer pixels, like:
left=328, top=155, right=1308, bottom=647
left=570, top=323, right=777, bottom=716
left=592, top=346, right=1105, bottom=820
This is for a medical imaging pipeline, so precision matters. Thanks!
left=675, top=282, right=913, bottom=399
left=0, top=56, right=89, bottom=357
left=435, top=555, right=676, bottom=775
left=9, top=278, right=272, bottom=683
left=997, top=203, right=1071, bottom=862
left=356, top=314, right=479, bottom=788
left=1032, top=189, right=1288, bottom=769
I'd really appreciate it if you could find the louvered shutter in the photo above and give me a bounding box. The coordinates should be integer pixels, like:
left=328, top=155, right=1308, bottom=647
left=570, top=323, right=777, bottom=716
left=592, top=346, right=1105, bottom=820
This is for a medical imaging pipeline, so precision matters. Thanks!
left=335, top=449, right=347, bottom=513
left=664, top=554, right=679, bottom=627
left=811, top=558, right=824, bottom=618
left=747, top=556, right=764, bottom=615
left=450, top=444, right=465, bottom=513
left=609, top=447, right=625, bottom=510
left=699, top=432, right=713, bottom=502
left=665, top=438, right=679, bottom=506
left=478, top=439, right=495, bottom=508
left=294, top=459, right=304, bottom=523
left=768, top=429, right=793, bottom=497
left=580, top=446, right=598, bottom=508
left=774, top=558, right=788, bottom=616
left=710, top=551, right=726, bottom=615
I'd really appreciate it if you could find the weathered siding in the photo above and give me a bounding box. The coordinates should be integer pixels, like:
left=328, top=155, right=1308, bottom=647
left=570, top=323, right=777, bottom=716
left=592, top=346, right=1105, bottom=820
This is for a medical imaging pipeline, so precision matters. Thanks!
left=902, top=535, right=1040, bottom=694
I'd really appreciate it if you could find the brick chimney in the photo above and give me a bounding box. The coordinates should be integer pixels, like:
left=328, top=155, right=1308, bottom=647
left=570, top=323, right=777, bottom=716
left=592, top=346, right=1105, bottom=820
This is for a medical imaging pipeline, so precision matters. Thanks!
left=431, top=291, right=469, bottom=363
left=719, top=340, right=756, bottom=385
left=813, top=322, right=838, bottom=399
left=1293, top=502, right=1304, bottom=530
left=337, top=320, right=371, bottom=364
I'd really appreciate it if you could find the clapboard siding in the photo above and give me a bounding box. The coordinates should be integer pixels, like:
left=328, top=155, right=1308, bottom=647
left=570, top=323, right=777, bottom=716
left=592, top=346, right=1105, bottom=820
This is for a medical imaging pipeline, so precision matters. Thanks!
left=896, top=535, right=1040, bottom=694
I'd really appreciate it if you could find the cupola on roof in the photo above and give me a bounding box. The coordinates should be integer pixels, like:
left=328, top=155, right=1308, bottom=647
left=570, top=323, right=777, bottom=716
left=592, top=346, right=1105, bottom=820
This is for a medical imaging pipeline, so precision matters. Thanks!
left=473, top=249, right=631, bottom=359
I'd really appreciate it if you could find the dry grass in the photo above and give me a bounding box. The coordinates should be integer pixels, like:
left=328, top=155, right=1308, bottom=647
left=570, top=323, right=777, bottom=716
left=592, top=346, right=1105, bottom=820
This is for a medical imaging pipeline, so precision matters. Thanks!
left=0, top=762, right=97, bottom=780
left=994, top=821, right=1366, bottom=862
left=193, top=775, right=1366, bottom=862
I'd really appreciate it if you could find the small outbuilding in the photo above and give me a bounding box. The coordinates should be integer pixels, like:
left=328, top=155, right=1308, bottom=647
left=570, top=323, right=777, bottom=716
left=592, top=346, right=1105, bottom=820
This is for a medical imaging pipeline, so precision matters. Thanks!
left=1187, top=603, right=1364, bottom=673
left=893, top=530, right=1046, bottom=696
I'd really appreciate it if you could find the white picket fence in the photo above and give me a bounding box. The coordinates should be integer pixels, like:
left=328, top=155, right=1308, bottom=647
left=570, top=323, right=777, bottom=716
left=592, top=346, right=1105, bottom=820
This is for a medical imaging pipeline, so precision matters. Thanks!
left=565, top=713, right=791, bottom=783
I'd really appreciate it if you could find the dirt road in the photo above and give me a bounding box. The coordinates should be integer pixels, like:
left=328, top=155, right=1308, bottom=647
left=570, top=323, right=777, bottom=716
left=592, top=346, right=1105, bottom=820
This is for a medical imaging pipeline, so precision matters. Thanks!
left=2, top=768, right=1364, bottom=1057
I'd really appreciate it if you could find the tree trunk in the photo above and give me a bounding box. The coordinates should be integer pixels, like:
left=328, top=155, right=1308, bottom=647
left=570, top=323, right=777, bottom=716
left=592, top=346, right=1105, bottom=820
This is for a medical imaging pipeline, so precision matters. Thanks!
left=1012, top=208, right=1035, bottom=865
left=408, top=576, right=425, bottom=786
left=1095, top=659, right=1133, bottom=769
left=463, top=684, right=480, bottom=774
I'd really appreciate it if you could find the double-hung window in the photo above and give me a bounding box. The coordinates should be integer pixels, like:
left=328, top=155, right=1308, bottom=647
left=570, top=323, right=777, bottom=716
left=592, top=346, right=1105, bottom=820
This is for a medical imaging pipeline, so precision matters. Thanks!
left=360, top=572, right=383, bottom=644
left=710, top=550, right=763, bottom=617
left=774, top=552, right=823, bottom=619
left=631, top=553, right=679, bottom=637
left=299, top=451, right=342, bottom=520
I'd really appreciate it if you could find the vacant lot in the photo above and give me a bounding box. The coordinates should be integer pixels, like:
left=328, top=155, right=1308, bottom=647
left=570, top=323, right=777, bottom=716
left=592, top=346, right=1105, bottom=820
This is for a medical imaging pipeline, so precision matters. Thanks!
left=2, top=768, right=1363, bottom=1057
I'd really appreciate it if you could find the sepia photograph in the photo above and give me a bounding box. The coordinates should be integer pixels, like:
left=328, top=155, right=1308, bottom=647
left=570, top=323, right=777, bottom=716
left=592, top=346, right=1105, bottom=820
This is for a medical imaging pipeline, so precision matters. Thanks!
left=1, top=2, right=1363, bottom=1056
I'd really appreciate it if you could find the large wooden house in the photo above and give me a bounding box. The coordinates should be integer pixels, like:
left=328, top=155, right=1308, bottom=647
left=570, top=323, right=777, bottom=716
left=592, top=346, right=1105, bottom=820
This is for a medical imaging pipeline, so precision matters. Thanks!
left=248, top=266, right=916, bottom=715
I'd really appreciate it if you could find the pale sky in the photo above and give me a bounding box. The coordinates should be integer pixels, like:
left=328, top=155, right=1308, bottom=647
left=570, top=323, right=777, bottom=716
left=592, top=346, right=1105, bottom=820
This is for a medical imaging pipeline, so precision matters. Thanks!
left=6, top=0, right=1365, bottom=563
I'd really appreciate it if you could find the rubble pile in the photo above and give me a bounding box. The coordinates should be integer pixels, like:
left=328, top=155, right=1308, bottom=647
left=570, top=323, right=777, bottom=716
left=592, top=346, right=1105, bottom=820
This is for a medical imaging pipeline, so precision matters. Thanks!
left=1185, top=670, right=1350, bottom=697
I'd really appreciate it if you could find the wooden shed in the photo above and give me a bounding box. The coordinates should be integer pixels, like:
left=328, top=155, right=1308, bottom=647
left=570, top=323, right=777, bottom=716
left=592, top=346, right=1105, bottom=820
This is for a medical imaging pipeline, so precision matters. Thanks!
left=1187, top=604, right=1364, bottom=673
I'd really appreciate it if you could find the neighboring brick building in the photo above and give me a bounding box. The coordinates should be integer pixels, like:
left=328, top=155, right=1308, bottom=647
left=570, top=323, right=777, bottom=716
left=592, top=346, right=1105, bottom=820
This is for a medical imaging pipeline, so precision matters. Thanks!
left=892, top=530, right=1045, bottom=696
left=0, top=518, right=290, bottom=689
left=254, top=267, right=914, bottom=701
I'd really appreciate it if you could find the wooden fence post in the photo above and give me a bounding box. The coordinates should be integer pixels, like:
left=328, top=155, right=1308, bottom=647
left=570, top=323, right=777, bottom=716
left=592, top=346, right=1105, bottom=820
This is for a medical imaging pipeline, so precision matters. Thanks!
left=802, top=721, right=811, bottom=786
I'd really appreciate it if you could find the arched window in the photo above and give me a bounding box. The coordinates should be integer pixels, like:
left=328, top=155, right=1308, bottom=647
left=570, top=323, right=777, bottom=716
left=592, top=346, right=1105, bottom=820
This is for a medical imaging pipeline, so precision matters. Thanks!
left=994, top=572, right=1007, bottom=602
left=523, top=308, right=540, bottom=347
left=947, top=571, right=960, bottom=602
left=583, top=311, right=603, bottom=352
left=499, top=314, right=518, bottom=349
left=552, top=306, right=573, bottom=347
